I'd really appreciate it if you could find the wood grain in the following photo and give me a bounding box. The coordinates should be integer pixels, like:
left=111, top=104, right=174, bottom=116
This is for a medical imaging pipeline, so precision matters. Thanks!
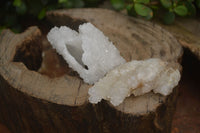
left=157, top=18, right=200, bottom=60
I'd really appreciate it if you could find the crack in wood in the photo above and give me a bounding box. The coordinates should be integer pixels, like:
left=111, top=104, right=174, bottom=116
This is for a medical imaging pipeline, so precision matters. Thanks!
left=74, top=80, right=82, bottom=105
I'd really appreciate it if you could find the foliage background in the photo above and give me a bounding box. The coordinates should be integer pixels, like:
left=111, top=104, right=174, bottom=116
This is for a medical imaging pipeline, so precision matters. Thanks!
left=0, top=0, right=199, bottom=33
left=0, top=0, right=102, bottom=33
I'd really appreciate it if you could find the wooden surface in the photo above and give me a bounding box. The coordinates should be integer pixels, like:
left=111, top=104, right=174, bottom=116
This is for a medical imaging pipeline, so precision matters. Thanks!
left=46, top=8, right=183, bottom=114
left=0, top=9, right=182, bottom=133
left=157, top=18, right=200, bottom=60
left=0, top=49, right=199, bottom=133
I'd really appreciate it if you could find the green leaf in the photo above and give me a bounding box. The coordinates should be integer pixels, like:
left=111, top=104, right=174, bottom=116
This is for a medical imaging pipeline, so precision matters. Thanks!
left=126, top=4, right=137, bottom=16
left=163, top=12, right=175, bottom=24
left=16, top=2, right=27, bottom=15
left=38, top=8, right=46, bottom=20
left=13, top=0, right=22, bottom=7
left=68, top=0, right=84, bottom=8
left=173, top=0, right=180, bottom=3
left=174, top=5, right=188, bottom=16
left=134, top=0, right=150, bottom=4
left=134, top=3, right=153, bottom=19
left=160, top=0, right=172, bottom=9
left=111, top=0, right=125, bottom=10
left=196, top=0, right=200, bottom=8
left=59, top=0, right=68, bottom=3
left=184, top=1, right=196, bottom=16
left=150, top=5, right=159, bottom=10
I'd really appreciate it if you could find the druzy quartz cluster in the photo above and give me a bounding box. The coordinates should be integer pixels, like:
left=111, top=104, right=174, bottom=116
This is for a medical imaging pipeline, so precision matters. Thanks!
left=47, top=23, right=125, bottom=84
left=89, top=58, right=180, bottom=106
left=47, top=23, right=181, bottom=106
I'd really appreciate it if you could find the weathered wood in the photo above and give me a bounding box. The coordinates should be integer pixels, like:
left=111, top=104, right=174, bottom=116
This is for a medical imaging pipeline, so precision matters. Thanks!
left=157, top=18, right=200, bottom=60
left=0, top=8, right=183, bottom=133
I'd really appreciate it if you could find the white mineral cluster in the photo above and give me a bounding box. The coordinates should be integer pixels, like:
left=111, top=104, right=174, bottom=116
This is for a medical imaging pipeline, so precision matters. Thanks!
left=47, top=23, right=125, bottom=84
left=89, top=58, right=181, bottom=106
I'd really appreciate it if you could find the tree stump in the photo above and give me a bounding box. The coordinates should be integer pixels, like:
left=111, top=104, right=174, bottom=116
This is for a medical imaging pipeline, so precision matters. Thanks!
left=157, top=18, right=200, bottom=60
left=0, top=9, right=183, bottom=133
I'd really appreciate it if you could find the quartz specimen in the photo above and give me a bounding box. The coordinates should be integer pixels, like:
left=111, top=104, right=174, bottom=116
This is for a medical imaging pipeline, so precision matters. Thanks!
left=47, top=23, right=125, bottom=84
left=88, top=58, right=181, bottom=106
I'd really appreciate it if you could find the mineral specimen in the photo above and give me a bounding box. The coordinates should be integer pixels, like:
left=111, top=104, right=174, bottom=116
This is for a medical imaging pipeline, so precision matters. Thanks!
left=47, top=23, right=181, bottom=107
left=88, top=58, right=181, bottom=106
left=47, top=23, right=125, bottom=84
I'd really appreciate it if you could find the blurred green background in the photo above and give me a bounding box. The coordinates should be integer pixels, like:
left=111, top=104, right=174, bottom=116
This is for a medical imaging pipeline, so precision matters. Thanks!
left=0, top=0, right=199, bottom=33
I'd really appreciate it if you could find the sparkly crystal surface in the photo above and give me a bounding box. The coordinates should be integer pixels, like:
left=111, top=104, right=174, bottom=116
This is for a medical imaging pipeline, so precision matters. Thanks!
left=47, top=23, right=125, bottom=84
left=89, top=58, right=181, bottom=106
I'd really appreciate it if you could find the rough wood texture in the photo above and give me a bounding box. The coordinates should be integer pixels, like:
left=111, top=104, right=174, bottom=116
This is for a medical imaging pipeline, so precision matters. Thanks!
left=0, top=8, right=182, bottom=133
left=157, top=18, right=200, bottom=60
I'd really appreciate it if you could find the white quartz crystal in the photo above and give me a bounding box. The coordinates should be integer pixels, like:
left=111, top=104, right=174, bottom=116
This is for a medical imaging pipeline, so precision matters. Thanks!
left=88, top=58, right=181, bottom=106
left=47, top=23, right=125, bottom=84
